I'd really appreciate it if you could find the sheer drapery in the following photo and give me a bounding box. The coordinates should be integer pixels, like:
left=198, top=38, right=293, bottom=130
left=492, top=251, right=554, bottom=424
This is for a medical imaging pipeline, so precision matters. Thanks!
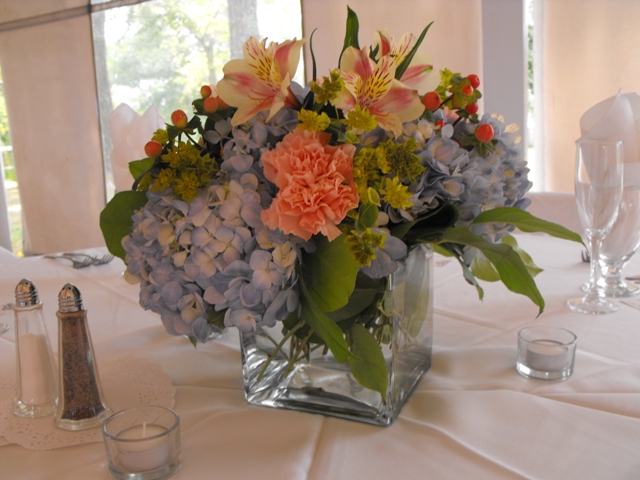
left=541, top=0, right=640, bottom=192
left=0, top=0, right=105, bottom=254
left=301, top=0, right=483, bottom=96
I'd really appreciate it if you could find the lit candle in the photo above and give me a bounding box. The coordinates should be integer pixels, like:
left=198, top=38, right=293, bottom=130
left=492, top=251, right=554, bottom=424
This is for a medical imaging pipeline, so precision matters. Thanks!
left=116, top=422, right=171, bottom=472
left=525, top=341, right=568, bottom=372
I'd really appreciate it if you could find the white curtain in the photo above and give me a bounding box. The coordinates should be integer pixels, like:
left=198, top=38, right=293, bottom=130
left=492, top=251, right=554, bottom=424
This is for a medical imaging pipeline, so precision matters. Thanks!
left=300, top=0, right=483, bottom=95
left=540, top=0, right=640, bottom=192
left=0, top=0, right=105, bottom=255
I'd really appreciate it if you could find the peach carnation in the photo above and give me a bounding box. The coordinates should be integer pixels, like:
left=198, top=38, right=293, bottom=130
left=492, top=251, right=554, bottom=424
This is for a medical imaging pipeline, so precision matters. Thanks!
left=261, top=129, right=359, bottom=241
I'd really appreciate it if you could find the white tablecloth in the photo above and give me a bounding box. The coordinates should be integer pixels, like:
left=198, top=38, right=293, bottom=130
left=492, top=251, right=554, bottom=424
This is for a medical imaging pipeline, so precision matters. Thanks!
left=1, top=235, right=640, bottom=479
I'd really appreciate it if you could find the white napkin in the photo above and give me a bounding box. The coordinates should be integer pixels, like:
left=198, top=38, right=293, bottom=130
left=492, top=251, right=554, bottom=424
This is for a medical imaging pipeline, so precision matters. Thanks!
left=109, top=104, right=165, bottom=192
left=580, top=90, right=640, bottom=187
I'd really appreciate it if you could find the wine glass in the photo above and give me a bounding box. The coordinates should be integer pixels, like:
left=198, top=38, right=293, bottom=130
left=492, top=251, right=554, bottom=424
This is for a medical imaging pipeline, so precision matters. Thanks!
left=599, top=181, right=640, bottom=296
left=568, top=139, right=624, bottom=314
left=581, top=179, right=640, bottom=297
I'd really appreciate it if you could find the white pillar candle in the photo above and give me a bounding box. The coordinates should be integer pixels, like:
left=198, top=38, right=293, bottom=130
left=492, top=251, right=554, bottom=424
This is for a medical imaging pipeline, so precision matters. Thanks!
left=116, top=423, right=171, bottom=472
left=525, top=341, right=568, bottom=372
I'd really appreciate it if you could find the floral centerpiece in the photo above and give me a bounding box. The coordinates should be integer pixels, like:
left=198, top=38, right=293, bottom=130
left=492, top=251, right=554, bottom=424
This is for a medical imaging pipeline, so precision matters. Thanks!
left=100, top=8, right=580, bottom=425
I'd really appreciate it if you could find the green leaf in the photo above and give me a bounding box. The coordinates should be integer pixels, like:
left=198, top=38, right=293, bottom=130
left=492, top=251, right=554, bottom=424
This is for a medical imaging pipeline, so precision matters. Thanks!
left=395, top=22, right=433, bottom=80
left=208, top=308, right=226, bottom=330
left=129, top=158, right=154, bottom=181
left=299, top=275, right=356, bottom=363
left=347, top=324, right=389, bottom=401
left=454, top=253, right=485, bottom=300
left=471, top=207, right=584, bottom=245
left=391, top=202, right=459, bottom=243
left=188, top=336, right=198, bottom=348
left=501, top=235, right=543, bottom=278
left=339, top=6, right=360, bottom=66
left=439, top=227, right=544, bottom=315
left=470, top=255, right=500, bottom=282
left=359, top=203, right=379, bottom=229
left=326, top=273, right=385, bottom=322
left=302, top=234, right=359, bottom=312
left=99, top=191, right=148, bottom=261
left=309, top=28, right=318, bottom=85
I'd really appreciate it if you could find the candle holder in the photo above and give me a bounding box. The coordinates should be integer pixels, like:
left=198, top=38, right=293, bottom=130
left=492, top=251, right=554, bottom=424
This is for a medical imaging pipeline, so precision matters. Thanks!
left=516, top=326, right=577, bottom=380
left=102, top=406, right=181, bottom=480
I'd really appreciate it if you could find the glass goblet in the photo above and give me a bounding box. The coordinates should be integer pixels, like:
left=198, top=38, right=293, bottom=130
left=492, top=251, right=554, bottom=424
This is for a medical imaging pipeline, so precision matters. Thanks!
left=599, top=183, right=640, bottom=296
left=567, top=139, right=623, bottom=314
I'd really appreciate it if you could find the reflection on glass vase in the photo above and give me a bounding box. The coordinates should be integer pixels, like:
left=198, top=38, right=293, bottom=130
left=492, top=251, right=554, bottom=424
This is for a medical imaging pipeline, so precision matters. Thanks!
left=586, top=184, right=640, bottom=297
left=240, top=244, right=433, bottom=426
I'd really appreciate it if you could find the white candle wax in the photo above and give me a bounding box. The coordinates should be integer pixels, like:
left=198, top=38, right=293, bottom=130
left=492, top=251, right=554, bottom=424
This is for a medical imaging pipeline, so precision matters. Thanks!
left=525, top=341, right=568, bottom=372
left=116, top=423, right=171, bottom=472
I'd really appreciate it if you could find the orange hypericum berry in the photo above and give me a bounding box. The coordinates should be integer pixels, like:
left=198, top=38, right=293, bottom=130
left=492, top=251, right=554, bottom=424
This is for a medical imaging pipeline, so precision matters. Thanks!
left=203, top=96, right=219, bottom=114
left=421, top=91, right=441, bottom=111
left=475, top=123, right=495, bottom=143
left=144, top=140, right=163, bottom=158
left=461, top=84, right=474, bottom=96
left=200, top=85, right=213, bottom=98
left=171, top=110, right=188, bottom=129
left=467, top=74, right=480, bottom=89
left=465, top=103, right=479, bottom=115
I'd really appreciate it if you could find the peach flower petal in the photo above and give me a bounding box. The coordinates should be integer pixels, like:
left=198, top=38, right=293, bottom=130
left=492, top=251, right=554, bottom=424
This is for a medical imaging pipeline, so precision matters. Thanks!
left=261, top=130, right=358, bottom=241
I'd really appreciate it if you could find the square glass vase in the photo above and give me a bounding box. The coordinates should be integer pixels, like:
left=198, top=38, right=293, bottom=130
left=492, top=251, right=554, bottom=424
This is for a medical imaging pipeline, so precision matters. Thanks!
left=240, top=244, right=433, bottom=426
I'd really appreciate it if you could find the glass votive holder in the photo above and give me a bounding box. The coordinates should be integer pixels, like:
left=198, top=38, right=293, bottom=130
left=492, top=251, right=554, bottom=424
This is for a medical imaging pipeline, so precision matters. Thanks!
left=102, top=406, right=181, bottom=480
left=516, top=326, right=577, bottom=380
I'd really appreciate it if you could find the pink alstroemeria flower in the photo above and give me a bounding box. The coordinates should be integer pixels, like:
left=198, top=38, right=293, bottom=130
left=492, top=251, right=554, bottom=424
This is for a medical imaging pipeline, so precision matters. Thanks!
left=373, top=30, right=437, bottom=94
left=334, top=46, right=425, bottom=137
left=217, top=37, right=305, bottom=126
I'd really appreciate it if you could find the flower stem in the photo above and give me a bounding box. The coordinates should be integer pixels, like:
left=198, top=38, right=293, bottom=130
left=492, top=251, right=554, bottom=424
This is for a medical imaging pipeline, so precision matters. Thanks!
left=256, top=321, right=305, bottom=382
left=284, top=328, right=315, bottom=377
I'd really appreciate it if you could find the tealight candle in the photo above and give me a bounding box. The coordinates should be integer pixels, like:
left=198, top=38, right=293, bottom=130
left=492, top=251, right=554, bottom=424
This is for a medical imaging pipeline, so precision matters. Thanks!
left=116, top=422, right=171, bottom=472
left=525, top=341, right=568, bottom=372
left=102, top=406, right=181, bottom=480
left=516, top=326, right=577, bottom=380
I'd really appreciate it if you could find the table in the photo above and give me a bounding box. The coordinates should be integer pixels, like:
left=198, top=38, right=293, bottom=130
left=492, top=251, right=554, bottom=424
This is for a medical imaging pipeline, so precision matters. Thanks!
left=1, top=233, right=640, bottom=479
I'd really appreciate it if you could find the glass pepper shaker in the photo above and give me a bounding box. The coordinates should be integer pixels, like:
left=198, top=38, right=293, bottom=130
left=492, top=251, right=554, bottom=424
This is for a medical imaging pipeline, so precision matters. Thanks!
left=13, top=279, right=58, bottom=417
left=54, top=283, right=111, bottom=430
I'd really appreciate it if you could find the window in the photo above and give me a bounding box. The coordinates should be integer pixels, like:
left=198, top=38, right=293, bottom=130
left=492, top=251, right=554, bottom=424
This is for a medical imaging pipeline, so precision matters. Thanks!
left=92, top=0, right=304, bottom=199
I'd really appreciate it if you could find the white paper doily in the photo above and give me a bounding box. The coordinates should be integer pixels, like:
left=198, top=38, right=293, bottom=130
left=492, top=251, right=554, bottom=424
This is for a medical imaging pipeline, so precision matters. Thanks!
left=0, top=355, right=175, bottom=450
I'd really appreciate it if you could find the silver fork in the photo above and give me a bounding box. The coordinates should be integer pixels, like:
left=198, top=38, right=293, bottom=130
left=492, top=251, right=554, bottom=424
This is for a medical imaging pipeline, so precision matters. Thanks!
left=63, top=252, right=114, bottom=266
left=44, top=254, right=93, bottom=269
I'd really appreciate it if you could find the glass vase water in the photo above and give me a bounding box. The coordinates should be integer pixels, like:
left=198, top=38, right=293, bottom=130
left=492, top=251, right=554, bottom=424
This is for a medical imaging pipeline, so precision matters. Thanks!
left=240, top=244, right=433, bottom=426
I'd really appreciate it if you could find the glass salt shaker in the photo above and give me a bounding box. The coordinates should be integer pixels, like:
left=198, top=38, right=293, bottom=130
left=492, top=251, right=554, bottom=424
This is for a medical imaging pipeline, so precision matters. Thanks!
left=13, top=279, right=58, bottom=417
left=54, top=283, right=111, bottom=430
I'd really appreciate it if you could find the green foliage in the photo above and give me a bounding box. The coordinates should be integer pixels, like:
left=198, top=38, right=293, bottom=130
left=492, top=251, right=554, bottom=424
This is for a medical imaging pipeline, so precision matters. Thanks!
left=347, top=324, right=389, bottom=401
left=299, top=274, right=357, bottom=363
left=99, top=191, right=148, bottom=260
left=395, top=22, right=433, bottom=80
left=391, top=202, right=460, bottom=244
left=208, top=308, right=226, bottom=330
left=439, top=227, right=545, bottom=315
left=471, top=207, right=584, bottom=245
left=339, top=6, right=360, bottom=66
left=129, top=158, right=154, bottom=184
left=302, top=234, right=359, bottom=313
left=326, top=273, right=385, bottom=322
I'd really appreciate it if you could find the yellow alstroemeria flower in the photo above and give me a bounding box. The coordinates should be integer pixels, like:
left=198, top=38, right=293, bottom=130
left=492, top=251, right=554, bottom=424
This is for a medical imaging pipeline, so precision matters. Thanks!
left=373, top=29, right=438, bottom=94
left=334, top=46, right=425, bottom=137
left=217, top=36, right=305, bottom=126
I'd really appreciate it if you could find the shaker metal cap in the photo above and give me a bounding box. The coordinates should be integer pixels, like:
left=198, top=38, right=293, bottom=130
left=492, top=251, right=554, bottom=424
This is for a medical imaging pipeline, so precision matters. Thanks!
left=58, top=283, right=83, bottom=313
left=15, top=279, right=40, bottom=307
